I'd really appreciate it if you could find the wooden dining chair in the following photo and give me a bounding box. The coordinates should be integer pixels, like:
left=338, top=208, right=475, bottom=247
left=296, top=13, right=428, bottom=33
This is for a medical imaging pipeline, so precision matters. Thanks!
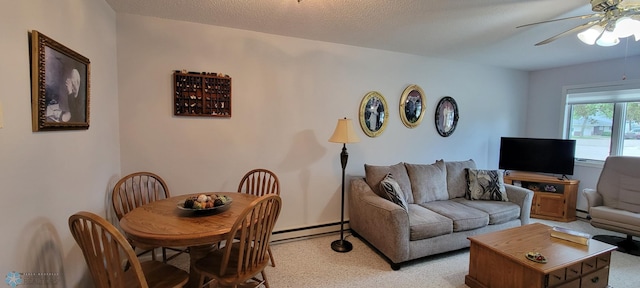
left=237, top=168, right=280, bottom=267
left=111, top=171, right=187, bottom=262
left=194, top=194, right=282, bottom=288
left=69, top=211, right=189, bottom=288
left=237, top=169, right=280, bottom=197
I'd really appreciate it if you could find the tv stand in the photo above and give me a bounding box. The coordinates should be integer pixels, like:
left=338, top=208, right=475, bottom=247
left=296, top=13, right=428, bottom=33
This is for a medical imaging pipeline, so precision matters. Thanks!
left=503, top=171, right=579, bottom=222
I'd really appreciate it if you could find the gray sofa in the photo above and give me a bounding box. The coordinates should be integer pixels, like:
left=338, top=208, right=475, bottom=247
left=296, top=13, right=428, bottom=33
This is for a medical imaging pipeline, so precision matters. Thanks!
left=348, top=159, right=534, bottom=270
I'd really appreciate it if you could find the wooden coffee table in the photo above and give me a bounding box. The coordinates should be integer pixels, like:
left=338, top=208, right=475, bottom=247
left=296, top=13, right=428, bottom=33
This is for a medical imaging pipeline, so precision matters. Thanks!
left=465, top=223, right=616, bottom=288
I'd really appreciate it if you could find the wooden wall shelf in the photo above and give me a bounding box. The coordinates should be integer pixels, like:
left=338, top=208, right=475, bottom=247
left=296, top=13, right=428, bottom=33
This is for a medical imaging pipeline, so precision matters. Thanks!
left=173, top=71, right=231, bottom=117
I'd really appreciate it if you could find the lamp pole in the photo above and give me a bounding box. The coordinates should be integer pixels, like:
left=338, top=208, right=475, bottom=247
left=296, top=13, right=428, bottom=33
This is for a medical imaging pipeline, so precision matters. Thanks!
left=328, top=117, right=359, bottom=253
left=331, top=143, right=352, bottom=252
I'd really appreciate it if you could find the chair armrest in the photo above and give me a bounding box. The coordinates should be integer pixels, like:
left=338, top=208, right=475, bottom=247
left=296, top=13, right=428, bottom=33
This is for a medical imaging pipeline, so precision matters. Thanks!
left=505, top=184, right=534, bottom=225
left=348, top=177, right=410, bottom=263
left=582, top=188, right=603, bottom=213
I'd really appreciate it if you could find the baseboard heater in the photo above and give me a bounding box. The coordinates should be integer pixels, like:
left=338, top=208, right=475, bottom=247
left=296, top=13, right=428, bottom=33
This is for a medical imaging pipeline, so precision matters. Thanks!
left=270, top=221, right=350, bottom=244
left=576, top=209, right=589, bottom=220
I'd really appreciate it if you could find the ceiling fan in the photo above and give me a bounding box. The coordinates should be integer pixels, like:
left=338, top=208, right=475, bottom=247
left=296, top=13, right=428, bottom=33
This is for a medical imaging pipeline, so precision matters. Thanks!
left=517, top=0, right=640, bottom=46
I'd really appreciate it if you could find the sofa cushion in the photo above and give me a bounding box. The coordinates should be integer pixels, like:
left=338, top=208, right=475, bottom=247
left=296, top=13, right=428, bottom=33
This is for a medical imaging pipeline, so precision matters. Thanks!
left=466, top=169, right=509, bottom=201
left=365, top=162, right=414, bottom=203
left=407, top=204, right=453, bottom=241
left=420, top=200, right=489, bottom=232
left=405, top=161, right=448, bottom=203
left=452, top=198, right=521, bottom=225
left=380, top=173, right=408, bottom=211
left=445, top=159, right=477, bottom=199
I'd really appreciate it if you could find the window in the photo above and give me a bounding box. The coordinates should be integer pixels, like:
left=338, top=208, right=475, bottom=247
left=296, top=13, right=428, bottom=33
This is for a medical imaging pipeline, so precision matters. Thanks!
left=563, top=81, right=640, bottom=162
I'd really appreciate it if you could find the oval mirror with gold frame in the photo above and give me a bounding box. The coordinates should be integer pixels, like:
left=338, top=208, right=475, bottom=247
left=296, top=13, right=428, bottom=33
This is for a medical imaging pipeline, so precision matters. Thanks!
left=399, top=84, right=426, bottom=128
left=359, top=91, right=388, bottom=137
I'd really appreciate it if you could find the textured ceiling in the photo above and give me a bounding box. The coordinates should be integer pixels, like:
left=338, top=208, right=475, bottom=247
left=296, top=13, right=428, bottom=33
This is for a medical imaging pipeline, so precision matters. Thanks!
left=105, top=0, right=640, bottom=71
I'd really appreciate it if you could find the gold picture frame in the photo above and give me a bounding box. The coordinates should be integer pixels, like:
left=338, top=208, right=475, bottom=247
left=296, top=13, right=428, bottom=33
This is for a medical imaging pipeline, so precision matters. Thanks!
left=399, top=84, right=426, bottom=128
left=30, top=30, right=90, bottom=131
left=359, top=91, right=388, bottom=137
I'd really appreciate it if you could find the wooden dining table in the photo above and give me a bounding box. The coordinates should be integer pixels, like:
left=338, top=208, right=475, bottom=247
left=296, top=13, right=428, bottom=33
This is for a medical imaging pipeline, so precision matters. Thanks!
left=119, top=192, right=258, bottom=288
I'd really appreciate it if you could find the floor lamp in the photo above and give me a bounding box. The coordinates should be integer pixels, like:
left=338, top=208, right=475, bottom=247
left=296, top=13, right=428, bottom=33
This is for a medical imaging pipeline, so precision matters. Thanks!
left=328, top=117, right=360, bottom=252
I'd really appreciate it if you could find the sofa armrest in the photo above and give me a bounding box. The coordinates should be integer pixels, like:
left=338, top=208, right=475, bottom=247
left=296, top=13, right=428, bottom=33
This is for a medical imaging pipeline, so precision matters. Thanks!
left=582, top=188, right=603, bottom=213
left=348, top=177, right=410, bottom=263
left=505, top=184, right=534, bottom=225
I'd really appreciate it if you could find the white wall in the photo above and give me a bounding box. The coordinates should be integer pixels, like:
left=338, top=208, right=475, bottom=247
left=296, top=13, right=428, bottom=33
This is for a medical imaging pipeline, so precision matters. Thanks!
left=527, top=55, right=640, bottom=212
left=0, top=0, right=119, bottom=286
left=0, top=2, right=554, bottom=286
left=116, top=14, right=530, bottom=233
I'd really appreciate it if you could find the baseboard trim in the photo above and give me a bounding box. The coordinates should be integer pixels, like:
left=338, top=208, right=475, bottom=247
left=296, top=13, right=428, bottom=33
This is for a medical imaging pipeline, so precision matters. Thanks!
left=271, top=221, right=350, bottom=244
left=576, top=209, right=589, bottom=220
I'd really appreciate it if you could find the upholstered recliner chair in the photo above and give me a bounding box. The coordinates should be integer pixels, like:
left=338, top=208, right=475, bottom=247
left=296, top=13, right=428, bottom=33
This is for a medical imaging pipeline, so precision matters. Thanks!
left=583, top=156, right=640, bottom=256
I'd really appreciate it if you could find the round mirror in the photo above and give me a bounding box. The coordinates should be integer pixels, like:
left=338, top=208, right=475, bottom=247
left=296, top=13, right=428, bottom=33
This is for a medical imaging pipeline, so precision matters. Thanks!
left=399, top=84, right=426, bottom=128
left=359, top=91, right=388, bottom=137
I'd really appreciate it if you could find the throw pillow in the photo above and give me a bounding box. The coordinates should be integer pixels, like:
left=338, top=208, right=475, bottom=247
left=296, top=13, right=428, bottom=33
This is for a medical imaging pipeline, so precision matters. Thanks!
left=379, top=173, right=408, bottom=211
left=465, top=169, right=508, bottom=201
left=365, top=162, right=414, bottom=203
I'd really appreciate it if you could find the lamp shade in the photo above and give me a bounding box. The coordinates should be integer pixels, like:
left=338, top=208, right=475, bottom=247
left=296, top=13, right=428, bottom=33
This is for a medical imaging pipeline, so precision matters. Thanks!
left=578, top=25, right=604, bottom=45
left=613, top=17, right=638, bottom=38
left=596, top=29, right=620, bottom=46
left=329, top=118, right=360, bottom=144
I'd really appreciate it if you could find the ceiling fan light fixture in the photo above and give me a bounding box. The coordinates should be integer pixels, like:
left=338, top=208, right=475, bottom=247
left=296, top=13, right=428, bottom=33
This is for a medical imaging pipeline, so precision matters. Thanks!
left=591, top=0, right=622, bottom=12
left=633, top=15, right=640, bottom=40
left=596, top=29, right=621, bottom=46
left=612, top=16, right=640, bottom=38
left=520, top=0, right=640, bottom=46
left=578, top=25, right=605, bottom=45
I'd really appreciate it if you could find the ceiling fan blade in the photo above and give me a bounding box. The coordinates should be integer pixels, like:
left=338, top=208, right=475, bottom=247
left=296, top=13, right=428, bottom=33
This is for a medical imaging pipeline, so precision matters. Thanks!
left=516, top=13, right=603, bottom=28
left=534, top=19, right=606, bottom=46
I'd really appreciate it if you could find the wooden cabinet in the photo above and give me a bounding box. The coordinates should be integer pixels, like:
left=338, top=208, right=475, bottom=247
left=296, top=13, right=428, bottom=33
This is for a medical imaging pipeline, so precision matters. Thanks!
left=534, top=193, right=566, bottom=219
left=504, top=171, right=579, bottom=222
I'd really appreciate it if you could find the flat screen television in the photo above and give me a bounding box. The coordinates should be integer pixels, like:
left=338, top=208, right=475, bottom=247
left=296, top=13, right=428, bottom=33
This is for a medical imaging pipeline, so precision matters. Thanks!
left=498, top=137, right=576, bottom=176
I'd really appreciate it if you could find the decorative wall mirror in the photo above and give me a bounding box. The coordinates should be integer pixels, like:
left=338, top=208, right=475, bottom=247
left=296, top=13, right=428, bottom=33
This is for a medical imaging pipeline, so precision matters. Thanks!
left=435, top=96, right=459, bottom=137
left=399, top=84, right=426, bottom=128
left=359, top=91, right=388, bottom=137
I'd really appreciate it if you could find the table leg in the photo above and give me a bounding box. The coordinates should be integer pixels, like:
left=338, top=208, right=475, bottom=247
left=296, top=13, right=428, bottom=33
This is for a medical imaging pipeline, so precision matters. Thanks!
left=186, top=244, right=217, bottom=288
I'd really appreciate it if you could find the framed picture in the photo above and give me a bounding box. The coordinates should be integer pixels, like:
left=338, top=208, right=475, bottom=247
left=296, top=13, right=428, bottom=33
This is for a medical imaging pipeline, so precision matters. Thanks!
left=30, top=30, right=90, bottom=131
left=435, top=96, right=459, bottom=137
left=399, top=84, right=426, bottom=128
left=359, top=91, right=388, bottom=137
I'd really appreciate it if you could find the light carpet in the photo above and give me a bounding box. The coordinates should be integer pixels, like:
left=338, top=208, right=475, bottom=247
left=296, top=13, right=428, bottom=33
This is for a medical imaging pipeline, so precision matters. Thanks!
left=168, top=219, right=640, bottom=287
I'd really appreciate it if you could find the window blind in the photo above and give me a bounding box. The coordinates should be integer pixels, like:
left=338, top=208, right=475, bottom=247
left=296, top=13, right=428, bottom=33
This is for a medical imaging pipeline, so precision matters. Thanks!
left=566, top=82, right=640, bottom=105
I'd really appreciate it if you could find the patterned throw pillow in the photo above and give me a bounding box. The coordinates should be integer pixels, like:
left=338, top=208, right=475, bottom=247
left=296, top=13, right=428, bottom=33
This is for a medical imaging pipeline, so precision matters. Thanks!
left=465, top=169, right=508, bottom=201
left=380, top=173, right=408, bottom=211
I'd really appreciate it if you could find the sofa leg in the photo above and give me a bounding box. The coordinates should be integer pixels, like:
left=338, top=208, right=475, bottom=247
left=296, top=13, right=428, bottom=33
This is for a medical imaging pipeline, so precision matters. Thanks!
left=390, top=262, right=401, bottom=271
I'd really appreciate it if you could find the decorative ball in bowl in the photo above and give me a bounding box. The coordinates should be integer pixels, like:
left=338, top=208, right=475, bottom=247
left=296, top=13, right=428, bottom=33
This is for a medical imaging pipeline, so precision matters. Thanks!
left=177, top=194, right=232, bottom=212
